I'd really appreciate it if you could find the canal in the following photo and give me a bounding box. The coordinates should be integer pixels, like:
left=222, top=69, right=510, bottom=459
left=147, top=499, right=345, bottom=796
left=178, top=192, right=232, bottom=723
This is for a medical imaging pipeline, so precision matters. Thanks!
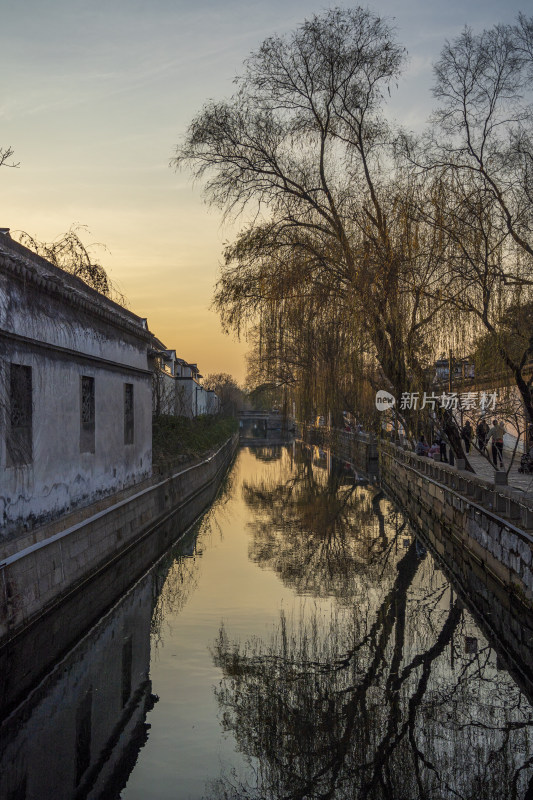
left=2, top=444, right=533, bottom=799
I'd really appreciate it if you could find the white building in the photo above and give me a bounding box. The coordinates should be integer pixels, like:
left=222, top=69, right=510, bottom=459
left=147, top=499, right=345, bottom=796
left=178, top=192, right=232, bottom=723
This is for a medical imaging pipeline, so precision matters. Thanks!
left=152, top=345, right=219, bottom=419
left=0, top=231, right=153, bottom=536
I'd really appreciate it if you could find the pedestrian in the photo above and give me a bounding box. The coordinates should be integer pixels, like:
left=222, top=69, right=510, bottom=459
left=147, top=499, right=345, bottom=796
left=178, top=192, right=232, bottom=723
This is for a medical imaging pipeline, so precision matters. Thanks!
left=428, top=441, right=441, bottom=459
left=476, top=418, right=489, bottom=453
left=461, top=420, right=472, bottom=454
left=435, top=429, right=448, bottom=462
left=415, top=434, right=429, bottom=457
left=435, top=434, right=445, bottom=462
left=487, top=419, right=505, bottom=468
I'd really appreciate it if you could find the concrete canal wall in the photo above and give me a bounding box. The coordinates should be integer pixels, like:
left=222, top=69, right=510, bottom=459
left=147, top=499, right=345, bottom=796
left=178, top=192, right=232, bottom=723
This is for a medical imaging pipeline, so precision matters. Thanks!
left=0, top=434, right=238, bottom=646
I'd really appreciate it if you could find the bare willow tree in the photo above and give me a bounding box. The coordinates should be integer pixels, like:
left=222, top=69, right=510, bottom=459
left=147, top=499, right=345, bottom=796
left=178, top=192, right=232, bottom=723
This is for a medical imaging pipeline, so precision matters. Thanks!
left=175, top=11, right=434, bottom=414
left=15, top=225, right=126, bottom=305
left=203, top=373, right=243, bottom=416
left=422, top=16, right=533, bottom=423
left=0, top=145, right=18, bottom=169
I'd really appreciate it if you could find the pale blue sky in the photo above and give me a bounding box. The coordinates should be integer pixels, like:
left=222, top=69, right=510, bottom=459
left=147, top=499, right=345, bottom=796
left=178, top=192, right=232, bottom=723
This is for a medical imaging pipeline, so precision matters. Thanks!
left=0, top=0, right=526, bottom=381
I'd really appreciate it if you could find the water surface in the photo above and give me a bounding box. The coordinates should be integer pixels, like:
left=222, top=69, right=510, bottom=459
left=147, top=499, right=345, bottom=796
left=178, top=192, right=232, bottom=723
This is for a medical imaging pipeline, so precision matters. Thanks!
left=2, top=444, right=533, bottom=799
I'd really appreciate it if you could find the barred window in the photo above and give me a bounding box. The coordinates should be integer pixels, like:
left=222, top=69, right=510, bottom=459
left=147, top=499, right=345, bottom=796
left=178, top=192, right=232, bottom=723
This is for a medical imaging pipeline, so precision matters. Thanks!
left=7, top=364, right=32, bottom=466
left=124, top=383, right=134, bottom=444
left=80, top=376, right=95, bottom=453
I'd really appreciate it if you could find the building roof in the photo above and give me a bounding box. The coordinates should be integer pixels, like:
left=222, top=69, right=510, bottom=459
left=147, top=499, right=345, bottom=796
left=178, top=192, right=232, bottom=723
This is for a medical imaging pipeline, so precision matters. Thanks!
left=0, top=230, right=151, bottom=342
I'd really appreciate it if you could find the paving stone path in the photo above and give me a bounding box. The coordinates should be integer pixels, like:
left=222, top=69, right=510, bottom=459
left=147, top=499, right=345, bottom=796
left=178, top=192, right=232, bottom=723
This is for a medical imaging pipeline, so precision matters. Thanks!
left=457, top=448, right=533, bottom=494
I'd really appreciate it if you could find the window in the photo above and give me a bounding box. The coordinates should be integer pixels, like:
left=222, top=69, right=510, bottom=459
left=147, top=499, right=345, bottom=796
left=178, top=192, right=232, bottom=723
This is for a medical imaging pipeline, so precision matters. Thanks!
left=7, top=364, right=32, bottom=466
left=124, top=383, right=134, bottom=444
left=80, top=376, right=95, bottom=453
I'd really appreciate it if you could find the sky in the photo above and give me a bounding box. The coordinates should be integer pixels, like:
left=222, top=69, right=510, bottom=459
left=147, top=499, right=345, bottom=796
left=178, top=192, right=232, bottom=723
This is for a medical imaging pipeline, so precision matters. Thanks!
left=0, top=0, right=527, bottom=384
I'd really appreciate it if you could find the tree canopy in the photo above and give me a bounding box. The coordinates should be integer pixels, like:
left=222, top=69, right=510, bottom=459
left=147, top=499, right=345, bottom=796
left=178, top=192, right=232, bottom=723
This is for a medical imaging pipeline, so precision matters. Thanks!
left=175, top=8, right=533, bottom=443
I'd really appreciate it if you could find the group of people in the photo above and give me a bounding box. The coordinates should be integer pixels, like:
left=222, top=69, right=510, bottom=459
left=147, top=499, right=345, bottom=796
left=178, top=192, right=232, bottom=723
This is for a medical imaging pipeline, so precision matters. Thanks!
left=415, top=433, right=447, bottom=460
left=415, top=417, right=506, bottom=467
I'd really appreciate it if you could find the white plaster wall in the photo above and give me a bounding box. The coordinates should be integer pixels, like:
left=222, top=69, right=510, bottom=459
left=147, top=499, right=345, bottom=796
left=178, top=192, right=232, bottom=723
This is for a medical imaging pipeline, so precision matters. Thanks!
left=175, top=378, right=194, bottom=418
left=196, top=386, right=208, bottom=415
left=206, top=391, right=219, bottom=415
left=153, top=370, right=175, bottom=416
left=0, top=347, right=152, bottom=531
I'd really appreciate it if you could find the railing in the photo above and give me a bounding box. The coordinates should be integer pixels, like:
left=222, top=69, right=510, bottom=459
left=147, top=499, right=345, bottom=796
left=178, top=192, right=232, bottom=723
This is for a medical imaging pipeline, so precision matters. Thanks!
left=300, top=423, right=533, bottom=531
left=380, top=440, right=533, bottom=532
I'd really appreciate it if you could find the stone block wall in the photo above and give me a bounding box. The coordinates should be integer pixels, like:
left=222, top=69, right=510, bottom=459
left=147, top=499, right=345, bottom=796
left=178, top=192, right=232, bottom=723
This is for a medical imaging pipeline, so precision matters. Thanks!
left=380, top=443, right=533, bottom=608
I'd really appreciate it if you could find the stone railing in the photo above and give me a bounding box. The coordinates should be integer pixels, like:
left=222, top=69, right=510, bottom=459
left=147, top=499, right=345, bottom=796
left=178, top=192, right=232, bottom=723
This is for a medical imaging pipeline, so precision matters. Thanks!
left=380, top=440, right=533, bottom=529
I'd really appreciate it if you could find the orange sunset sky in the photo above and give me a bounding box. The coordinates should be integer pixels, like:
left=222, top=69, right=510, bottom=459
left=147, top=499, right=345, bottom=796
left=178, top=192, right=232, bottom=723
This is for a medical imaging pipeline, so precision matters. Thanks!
left=0, top=0, right=525, bottom=384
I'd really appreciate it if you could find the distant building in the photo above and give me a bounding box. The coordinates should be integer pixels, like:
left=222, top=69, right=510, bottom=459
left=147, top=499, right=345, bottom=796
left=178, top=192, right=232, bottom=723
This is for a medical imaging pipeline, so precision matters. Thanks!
left=433, top=356, right=475, bottom=384
left=151, top=342, right=219, bottom=419
left=0, top=231, right=153, bottom=535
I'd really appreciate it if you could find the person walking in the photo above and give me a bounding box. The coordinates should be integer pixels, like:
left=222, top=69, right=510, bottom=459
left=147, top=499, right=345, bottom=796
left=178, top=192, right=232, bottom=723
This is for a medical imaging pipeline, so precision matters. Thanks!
left=435, top=428, right=448, bottom=462
left=476, top=418, right=489, bottom=454
left=487, top=419, right=505, bottom=468
left=461, top=420, right=473, bottom=454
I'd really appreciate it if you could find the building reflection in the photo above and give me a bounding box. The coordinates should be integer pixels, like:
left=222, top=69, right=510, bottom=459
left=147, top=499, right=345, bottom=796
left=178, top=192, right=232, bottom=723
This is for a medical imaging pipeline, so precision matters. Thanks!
left=1, top=572, right=153, bottom=800
left=2, top=446, right=533, bottom=800
left=0, top=527, right=200, bottom=800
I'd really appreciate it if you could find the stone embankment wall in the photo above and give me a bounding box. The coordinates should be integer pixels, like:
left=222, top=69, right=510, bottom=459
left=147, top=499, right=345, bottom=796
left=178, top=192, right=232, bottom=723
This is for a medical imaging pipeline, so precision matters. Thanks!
left=379, top=441, right=533, bottom=694
left=380, top=442, right=533, bottom=600
left=0, top=434, right=238, bottom=645
left=305, top=427, right=533, bottom=694
left=308, top=426, right=533, bottom=602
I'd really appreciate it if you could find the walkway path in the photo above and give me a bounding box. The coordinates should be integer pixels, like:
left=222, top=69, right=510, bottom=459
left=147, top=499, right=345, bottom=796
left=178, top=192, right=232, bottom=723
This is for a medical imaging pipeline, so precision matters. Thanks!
left=460, top=448, right=533, bottom=494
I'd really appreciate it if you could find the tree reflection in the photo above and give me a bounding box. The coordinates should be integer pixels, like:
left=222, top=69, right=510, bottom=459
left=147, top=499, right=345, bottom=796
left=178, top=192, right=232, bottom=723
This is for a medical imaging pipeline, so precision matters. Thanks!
left=208, top=575, right=533, bottom=798
left=150, top=530, right=201, bottom=648
left=151, top=461, right=237, bottom=645
left=242, top=447, right=405, bottom=601
left=248, top=445, right=284, bottom=462
left=208, top=448, right=533, bottom=799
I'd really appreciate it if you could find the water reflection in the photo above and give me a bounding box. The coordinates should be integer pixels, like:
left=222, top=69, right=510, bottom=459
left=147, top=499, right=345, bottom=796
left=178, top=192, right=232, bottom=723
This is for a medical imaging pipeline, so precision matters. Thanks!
left=1, top=446, right=533, bottom=799
left=209, top=597, right=533, bottom=799
left=242, top=445, right=401, bottom=601
left=208, top=446, right=533, bottom=800
left=0, top=528, right=201, bottom=800
left=248, top=445, right=284, bottom=462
